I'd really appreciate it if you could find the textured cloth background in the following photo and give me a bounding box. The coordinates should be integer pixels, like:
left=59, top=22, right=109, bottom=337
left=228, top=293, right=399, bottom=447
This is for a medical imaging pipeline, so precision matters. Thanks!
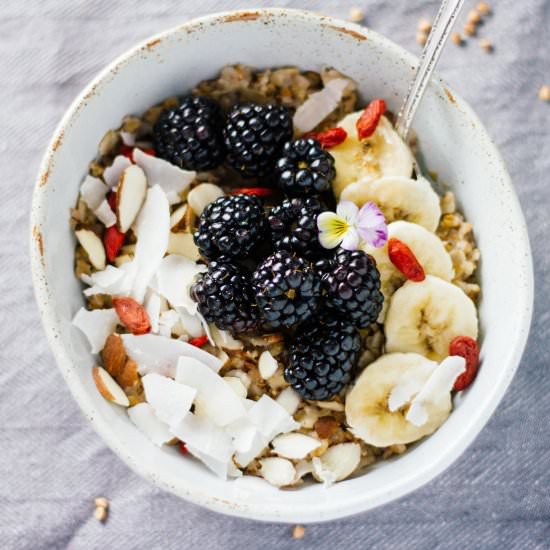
left=1, top=0, right=549, bottom=548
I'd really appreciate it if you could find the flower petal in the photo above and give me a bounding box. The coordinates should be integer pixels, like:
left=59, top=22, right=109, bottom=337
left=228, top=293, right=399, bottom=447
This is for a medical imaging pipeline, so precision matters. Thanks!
left=318, top=229, right=344, bottom=249
left=336, top=201, right=359, bottom=224
left=340, top=227, right=360, bottom=251
left=317, top=211, right=343, bottom=232
left=357, top=201, right=388, bottom=248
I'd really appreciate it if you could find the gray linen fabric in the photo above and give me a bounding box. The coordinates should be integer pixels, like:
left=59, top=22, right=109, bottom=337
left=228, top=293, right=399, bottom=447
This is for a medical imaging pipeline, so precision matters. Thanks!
left=1, top=0, right=549, bottom=548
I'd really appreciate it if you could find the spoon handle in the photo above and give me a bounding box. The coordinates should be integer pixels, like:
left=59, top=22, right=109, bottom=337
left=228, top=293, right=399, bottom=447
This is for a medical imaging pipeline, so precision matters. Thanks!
left=395, top=0, right=466, bottom=141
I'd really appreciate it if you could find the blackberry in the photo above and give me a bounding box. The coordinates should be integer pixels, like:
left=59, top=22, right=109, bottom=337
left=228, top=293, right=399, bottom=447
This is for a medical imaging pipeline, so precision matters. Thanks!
left=274, top=138, right=335, bottom=196
left=190, top=257, right=259, bottom=333
left=223, top=103, right=292, bottom=177
left=322, top=249, right=384, bottom=328
left=268, top=197, right=330, bottom=260
left=252, top=251, right=321, bottom=329
left=285, top=317, right=361, bottom=400
left=153, top=96, right=224, bottom=171
left=193, top=194, right=267, bottom=260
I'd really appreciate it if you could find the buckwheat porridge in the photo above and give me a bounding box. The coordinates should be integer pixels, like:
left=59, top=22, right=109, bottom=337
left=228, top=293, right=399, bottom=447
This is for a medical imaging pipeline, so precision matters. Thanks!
left=71, top=65, right=481, bottom=487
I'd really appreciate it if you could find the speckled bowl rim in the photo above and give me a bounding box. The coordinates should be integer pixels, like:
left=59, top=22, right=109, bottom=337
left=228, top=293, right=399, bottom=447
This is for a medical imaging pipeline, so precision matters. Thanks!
left=30, top=8, right=534, bottom=523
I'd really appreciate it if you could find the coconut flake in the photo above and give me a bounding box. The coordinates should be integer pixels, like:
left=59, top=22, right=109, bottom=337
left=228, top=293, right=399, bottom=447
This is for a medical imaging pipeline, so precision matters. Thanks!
left=294, top=460, right=314, bottom=483
left=271, top=432, right=321, bottom=459
left=157, top=309, right=181, bottom=338
left=226, top=370, right=251, bottom=390
left=228, top=461, right=243, bottom=478
left=170, top=413, right=234, bottom=479
left=258, top=350, right=278, bottom=379
left=406, top=356, right=466, bottom=427
left=312, top=457, right=338, bottom=488
left=72, top=307, right=119, bottom=353
left=225, top=418, right=258, bottom=453
left=176, top=308, right=205, bottom=338
left=120, top=131, right=135, bottom=146
left=133, top=148, right=195, bottom=205
left=176, top=357, right=247, bottom=427
left=82, top=263, right=135, bottom=297
left=293, top=78, right=350, bottom=134
left=144, top=290, right=161, bottom=333
left=103, top=155, right=132, bottom=188
left=128, top=402, right=173, bottom=446
left=259, top=457, right=296, bottom=487
left=388, top=375, right=426, bottom=412
left=80, top=175, right=109, bottom=210
left=154, top=255, right=206, bottom=314
left=122, top=333, right=222, bottom=376
left=142, top=373, right=195, bottom=427
left=93, top=199, right=117, bottom=227
left=276, top=387, right=302, bottom=416
left=224, top=376, right=248, bottom=399
left=210, top=325, right=243, bottom=350
left=234, top=433, right=269, bottom=468
left=131, top=185, right=170, bottom=302
left=247, top=395, right=300, bottom=439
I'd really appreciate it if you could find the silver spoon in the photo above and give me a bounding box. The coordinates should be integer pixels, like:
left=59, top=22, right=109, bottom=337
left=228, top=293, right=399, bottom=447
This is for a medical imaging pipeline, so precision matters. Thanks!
left=395, top=0, right=466, bottom=174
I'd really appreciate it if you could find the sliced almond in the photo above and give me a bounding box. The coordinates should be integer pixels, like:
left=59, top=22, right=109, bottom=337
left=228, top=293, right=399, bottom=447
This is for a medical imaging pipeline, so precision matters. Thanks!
left=312, top=400, right=345, bottom=412
left=167, top=232, right=200, bottom=260
left=210, top=325, right=244, bottom=350
left=114, top=254, right=132, bottom=267
left=170, top=204, right=188, bottom=230
left=258, top=350, right=279, bottom=380
left=187, top=183, right=224, bottom=216
left=223, top=376, right=248, bottom=399
left=75, top=229, right=106, bottom=270
left=271, top=432, right=322, bottom=459
left=259, top=457, right=296, bottom=487
left=116, top=164, right=147, bottom=232
left=92, top=366, right=130, bottom=407
left=312, top=443, right=361, bottom=484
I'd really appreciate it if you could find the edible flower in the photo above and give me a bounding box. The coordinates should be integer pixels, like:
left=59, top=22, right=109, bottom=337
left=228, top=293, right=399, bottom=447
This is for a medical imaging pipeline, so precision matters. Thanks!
left=317, top=201, right=388, bottom=251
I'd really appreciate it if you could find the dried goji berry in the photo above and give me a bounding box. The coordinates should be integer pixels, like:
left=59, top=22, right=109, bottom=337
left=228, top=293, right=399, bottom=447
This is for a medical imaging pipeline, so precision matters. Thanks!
left=303, top=127, right=348, bottom=148
left=103, top=225, right=125, bottom=262
left=356, top=99, right=386, bottom=140
left=188, top=335, right=208, bottom=347
left=387, top=238, right=425, bottom=282
left=178, top=441, right=189, bottom=455
left=232, top=187, right=274, bottom=197
left=120, top=145, right=155, bottom=160
left=107, top=191, right=117, bottom=211
left=112, top=297, right=151, bottom=335
left=449, top=336, right=480, bottom=391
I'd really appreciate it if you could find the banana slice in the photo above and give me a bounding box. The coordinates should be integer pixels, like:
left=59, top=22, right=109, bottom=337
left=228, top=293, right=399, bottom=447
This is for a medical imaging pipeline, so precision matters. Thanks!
left=364, top=221, right=455, bottom=321
left=331, top=112, right=414, bottom=198
left=341, top=175, right=441, bottom=232
left=385, top=275, right=478, bottom=361
left=346, top=352, right=452, bottom=447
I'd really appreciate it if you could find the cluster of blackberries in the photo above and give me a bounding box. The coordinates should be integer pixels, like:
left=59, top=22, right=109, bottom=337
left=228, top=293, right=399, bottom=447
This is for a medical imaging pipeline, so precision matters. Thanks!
left=155, top=95, right=384, bottom=400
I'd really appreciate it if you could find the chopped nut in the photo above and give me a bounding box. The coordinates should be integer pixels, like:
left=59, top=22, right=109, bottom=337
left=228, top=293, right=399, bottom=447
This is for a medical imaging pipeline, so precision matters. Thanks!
left=538, top=85, right=550, bottom=102
left=451, top=32, right=463, bottom=45
left=292, top=525, right=306, bottom=539
left=416, top=32, right=428, bottom=46
left=476, top=2, right=491, bottom=15
left=93, top=497, right=109, bottom=522
left=417, top=17, right=432, bottom=33
left=463, top=22, right=477, bottom=36
left=98, top=129, right=121, bottom=157
left=479, top=39, right=493, bottom=52
left=467, top=10, right=482, bottom=24
left=348, top=7, right=364, bottom=23
left=314, top=416, right=339, bottom=439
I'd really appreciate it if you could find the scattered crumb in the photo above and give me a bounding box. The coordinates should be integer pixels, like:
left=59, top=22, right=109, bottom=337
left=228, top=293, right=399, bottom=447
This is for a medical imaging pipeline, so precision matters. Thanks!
left=539, top=85, right=550, bottom=102
left=467, top=10, right=482, bottom=24
left=476, top=2, right=491, bottom=15
left=416, top=32, right=428, bottom=46
left=463, top=22, right=477, bottom=37
left=348, top=7, right=364, bottom=23
left=479, top=39, right=493, bottom=52
left=451, top=32, right=463, bottom=45
left=292, top=525, right=306, bottom=539
left=94, top=497, right=109, bottom=523
left=417, top=17, right=432, bottom=33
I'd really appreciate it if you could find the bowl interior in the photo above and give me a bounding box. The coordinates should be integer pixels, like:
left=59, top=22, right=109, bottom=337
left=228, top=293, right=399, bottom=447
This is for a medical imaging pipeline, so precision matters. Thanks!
left=31, top=9, right=533, bottom=523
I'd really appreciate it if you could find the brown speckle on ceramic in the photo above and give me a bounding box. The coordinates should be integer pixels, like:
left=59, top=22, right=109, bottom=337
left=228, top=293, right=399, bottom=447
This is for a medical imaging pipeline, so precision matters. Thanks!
left=223, top=11, right=261, bottom=23
left=146, top=38, right=162, bottom=49
left=39, top=169, right=49, bottom=187
left=324, top=24, right=367, bottom=41
left=32, top=225, right=44, bottom=258
left=52, top=130, right=64, bottom=152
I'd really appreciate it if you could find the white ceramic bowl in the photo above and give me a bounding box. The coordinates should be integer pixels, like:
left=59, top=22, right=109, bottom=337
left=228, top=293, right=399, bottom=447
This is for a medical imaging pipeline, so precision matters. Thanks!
left=30, top=9, right=533, bottom=523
